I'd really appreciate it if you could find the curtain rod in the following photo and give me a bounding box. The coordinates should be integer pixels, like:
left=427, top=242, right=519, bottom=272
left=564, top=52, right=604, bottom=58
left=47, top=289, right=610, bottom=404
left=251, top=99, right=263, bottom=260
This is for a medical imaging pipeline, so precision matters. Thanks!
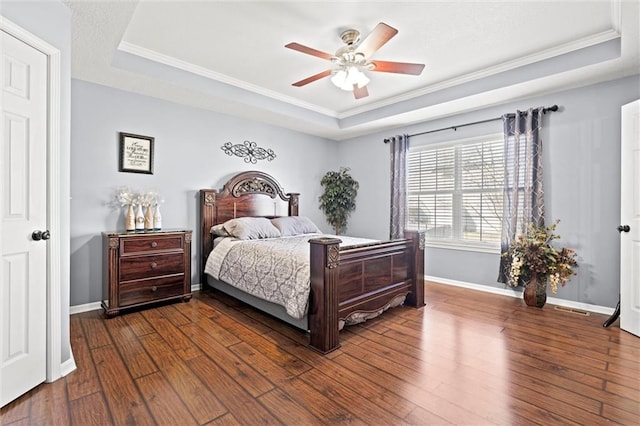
left=383, top=104, right=559, bottom=143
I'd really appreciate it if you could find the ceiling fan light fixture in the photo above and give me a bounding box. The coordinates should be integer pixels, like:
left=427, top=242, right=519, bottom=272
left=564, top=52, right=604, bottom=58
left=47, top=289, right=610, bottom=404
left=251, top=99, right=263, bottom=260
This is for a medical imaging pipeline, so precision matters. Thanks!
left=331, top=66, right=370, bottom=91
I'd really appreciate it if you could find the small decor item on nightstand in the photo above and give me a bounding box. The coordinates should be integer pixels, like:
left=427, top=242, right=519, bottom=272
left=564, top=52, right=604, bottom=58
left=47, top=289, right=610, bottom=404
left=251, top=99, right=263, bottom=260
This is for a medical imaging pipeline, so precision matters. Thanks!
left=135, top=204, right=145, bottom=231
left=125, top=204, right=135, bottom=232
left=153, top=203, right=162, bottom=230
left=116, top=186, right=136, bottom=232
left=144, top=205, right=154, bottom=230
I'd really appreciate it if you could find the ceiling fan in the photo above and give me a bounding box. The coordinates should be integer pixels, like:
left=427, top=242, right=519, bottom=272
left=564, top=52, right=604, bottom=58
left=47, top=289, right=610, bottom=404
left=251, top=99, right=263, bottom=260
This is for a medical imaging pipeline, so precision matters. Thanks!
left=285, top=22, right=425, bottom=100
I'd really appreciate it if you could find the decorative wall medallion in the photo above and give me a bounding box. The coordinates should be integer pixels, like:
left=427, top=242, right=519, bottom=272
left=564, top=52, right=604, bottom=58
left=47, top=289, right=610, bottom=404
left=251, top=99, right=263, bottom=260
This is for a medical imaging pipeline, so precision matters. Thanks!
left=221, top=140, right=276, bottom=163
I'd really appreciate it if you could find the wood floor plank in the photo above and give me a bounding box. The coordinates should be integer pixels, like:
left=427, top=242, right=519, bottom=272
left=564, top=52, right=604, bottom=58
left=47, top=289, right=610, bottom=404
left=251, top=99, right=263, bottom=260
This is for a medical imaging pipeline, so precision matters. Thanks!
left=174, top=296, right=220, bottom=323
left=135, top=372, right=199, bottom=426
left=68, top=392, right=112, bottom=425
left=27, top=375, right=70, bottom=425
left=186, top=355, right=280, bottom=425
left=228, top=341, right=299, bottom=383
left=79, top=311, right=111, bottom=349
left=298, top=367, right=407, bottom=425
left=0, top=388, right=30, bottom=424
left=260, top=329, right=418, bottom=419
left=156, top=303, right=192, bottom=327
left=230, top=332, right=312, bottom=376
left=122, top=311, right=156, bottom=337
left=103, top=315, right=158, bottom=379
left=91, top=345, right=155, bottom=425
left=257, top=388, right=324, bottom=425
left=139, top=332, right=227, bottom=424
left=180, top=322, right=275, bottom=398
left=269, top=376, right=368, bottom=425
left=66, top=315, right=102, bottom=401
left=194, top=315, right=242, bottom=347
left=141, top=308, right=203, bottom=361
left=332, top=352, right=490, bottom=425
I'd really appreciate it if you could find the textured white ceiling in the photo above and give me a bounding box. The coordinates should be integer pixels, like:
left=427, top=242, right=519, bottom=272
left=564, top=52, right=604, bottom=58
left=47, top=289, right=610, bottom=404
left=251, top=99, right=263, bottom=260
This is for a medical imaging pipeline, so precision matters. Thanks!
left=67, top=0, right=640, bottom=140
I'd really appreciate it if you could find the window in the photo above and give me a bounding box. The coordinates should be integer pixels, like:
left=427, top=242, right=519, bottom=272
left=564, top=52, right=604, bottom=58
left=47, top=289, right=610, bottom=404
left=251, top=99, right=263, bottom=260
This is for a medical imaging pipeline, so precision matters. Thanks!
left=407, top=134, right=504, bottom=251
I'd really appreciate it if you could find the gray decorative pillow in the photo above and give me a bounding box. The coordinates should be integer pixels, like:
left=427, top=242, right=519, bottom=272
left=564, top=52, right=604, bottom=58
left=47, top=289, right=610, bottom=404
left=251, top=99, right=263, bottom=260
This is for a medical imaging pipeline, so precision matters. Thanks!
left=223, top=217, right=281, bottom=240
left=271, top=216, right=321, bottom=236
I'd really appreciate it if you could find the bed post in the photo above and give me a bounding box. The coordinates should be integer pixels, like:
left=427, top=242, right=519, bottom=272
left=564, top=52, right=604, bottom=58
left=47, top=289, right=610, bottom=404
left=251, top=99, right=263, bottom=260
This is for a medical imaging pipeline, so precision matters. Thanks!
left=308, top=237, right=341, bottom=354
left=404, top=230, right=426, bottom=308
left=200, top=190, right=217, bottom=287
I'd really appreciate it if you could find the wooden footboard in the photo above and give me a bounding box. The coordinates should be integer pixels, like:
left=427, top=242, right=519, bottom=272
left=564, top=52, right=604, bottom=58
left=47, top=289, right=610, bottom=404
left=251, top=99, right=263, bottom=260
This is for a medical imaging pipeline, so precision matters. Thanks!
left=308, top=230, right=425, bottom=354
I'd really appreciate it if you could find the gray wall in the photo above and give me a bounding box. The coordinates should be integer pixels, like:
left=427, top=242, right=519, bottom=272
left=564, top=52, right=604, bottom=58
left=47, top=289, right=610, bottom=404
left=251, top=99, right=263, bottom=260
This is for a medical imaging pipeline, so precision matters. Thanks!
left=338, top=75, right=640, bottom=308
left=70, top=79, right=337, bottom=306
left=1, top=1, right=73, bottom=363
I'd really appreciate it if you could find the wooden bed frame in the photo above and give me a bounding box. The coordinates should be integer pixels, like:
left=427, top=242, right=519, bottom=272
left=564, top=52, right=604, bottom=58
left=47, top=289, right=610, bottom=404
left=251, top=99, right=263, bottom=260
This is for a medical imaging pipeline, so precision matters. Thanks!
left=200, top=171, right=425, bottom=353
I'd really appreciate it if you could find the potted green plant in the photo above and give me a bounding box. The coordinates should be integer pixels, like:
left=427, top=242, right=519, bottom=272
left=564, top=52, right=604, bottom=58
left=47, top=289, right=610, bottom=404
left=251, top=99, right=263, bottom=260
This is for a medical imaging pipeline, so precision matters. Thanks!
left=319, top=167, right=359, bottom=235
left=504, top=220, right=578, bottom=307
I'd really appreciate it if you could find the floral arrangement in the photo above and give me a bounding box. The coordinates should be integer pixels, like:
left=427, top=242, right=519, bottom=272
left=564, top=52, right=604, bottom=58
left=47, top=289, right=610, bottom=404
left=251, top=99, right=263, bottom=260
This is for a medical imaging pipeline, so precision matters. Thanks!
left=505, top=220, right=578, bottom=294
left=115, top=186, right=135, bottom=207
left=115, top=187, right=161, bottom=207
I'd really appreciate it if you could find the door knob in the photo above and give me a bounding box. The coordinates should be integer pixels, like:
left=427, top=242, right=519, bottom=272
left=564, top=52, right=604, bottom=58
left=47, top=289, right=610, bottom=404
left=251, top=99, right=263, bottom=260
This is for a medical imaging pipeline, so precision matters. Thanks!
left=32, top=230, right=50, bottom=241
left=617, top=225, right=630, bottom=233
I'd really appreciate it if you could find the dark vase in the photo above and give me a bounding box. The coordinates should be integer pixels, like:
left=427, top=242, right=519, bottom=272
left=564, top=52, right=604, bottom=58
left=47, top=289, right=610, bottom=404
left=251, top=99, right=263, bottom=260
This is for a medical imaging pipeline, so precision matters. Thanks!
left=523, top=274, right=547, bottom=308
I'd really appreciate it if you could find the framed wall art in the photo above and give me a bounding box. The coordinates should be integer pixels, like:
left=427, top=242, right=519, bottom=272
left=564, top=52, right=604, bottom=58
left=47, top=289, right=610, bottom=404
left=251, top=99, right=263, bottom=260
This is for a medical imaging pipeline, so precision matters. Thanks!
left=119, top=132, right=154, bottom=174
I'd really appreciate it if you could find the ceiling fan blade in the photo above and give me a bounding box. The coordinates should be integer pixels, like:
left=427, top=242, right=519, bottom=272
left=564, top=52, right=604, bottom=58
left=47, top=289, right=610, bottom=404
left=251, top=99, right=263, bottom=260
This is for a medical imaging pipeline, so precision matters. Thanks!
left=292, top=69, right=332, bottom=87
left=356, top=22, right=398, bottom=58
left=285, top=42, right=334, bottom=61
left=370, top=60, right=425, bottom=75
left=353, top=85, right=369, bottom=99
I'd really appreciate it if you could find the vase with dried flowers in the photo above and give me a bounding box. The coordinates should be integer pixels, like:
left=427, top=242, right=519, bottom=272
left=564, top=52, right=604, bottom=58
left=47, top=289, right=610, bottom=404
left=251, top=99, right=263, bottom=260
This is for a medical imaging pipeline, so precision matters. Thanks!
left=504, top=220, right=578, bottom=307
left=141, top=190, right=159, bottom=231
left=116, top=186, right=136, bottom=232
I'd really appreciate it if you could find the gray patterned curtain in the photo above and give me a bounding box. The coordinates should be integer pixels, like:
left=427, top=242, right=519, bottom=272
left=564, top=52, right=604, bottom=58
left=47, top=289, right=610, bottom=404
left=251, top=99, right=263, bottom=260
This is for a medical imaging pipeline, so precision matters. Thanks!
left=389, top=134, right=409, bottom=239
left=498, top=108, right=545, bottom=284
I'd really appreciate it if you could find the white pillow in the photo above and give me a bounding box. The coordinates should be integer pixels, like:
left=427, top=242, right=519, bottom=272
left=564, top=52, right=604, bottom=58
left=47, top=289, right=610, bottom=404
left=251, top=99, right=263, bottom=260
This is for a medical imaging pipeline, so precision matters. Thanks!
left=222, top=217, right=281, bottom=240
left=270, top=216, right=321, bottom=236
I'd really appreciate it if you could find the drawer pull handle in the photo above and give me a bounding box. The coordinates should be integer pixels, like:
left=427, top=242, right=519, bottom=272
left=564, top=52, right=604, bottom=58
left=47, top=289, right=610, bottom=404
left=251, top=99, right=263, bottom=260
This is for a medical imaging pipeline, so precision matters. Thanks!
left=150, top=241, right=158, bottom=248
left=151, top=286, right=157, bottom=292
left=150, top=262, right=158, bottom=269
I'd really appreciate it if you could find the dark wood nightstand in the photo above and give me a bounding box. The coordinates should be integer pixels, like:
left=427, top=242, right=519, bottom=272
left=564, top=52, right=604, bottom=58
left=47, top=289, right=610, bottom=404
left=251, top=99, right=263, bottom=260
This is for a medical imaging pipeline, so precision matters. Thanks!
left=102, top=229, right=192, bottom=316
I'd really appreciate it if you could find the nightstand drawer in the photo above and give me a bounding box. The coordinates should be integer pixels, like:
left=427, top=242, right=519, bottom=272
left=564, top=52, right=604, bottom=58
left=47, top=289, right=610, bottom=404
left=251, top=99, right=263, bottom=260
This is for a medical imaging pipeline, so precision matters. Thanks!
left=121, top=235, right=184, bottom=255
left=119, top=276, right=185, bottom=307
left=119, top=253, right=185, bottom=281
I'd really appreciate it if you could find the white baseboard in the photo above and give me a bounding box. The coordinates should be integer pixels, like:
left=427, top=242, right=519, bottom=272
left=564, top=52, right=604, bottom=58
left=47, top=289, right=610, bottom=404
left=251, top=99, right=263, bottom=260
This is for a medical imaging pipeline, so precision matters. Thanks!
left=59, top=351, right=77, bottom=377
left=69, top=301, right=102, bottom=315
left=426, top=275, right=616, bottom=316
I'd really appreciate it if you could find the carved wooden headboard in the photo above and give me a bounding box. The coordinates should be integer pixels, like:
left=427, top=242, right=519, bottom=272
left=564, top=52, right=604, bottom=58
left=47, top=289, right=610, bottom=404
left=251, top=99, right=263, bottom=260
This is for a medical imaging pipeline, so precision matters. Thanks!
left=199, top=171, right=299, bottom=281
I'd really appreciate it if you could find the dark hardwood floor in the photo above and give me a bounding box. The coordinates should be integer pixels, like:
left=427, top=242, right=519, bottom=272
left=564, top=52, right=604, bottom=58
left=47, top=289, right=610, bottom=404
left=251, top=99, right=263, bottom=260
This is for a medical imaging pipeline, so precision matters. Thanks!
left=2, top=281, right=639, bottom=425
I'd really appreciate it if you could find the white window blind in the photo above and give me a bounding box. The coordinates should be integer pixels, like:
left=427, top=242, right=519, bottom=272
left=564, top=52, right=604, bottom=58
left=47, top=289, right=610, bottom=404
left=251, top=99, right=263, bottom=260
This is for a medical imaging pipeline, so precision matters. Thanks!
left=408, top=135, right=504, bottom=250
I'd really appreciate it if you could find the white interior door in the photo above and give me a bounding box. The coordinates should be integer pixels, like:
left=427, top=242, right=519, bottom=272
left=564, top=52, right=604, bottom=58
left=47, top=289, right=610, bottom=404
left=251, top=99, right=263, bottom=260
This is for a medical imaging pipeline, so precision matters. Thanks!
left=0, top=29, right=48, bottom=407
left=620, top=99, right=640, bottom=337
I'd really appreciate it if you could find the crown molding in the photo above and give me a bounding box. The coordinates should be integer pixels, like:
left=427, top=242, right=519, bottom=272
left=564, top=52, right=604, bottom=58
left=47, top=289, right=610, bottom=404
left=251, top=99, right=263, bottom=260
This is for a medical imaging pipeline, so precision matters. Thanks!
left=117, top=40, right=338, bottom=118
left=337, top=29, right=622, bottom=119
